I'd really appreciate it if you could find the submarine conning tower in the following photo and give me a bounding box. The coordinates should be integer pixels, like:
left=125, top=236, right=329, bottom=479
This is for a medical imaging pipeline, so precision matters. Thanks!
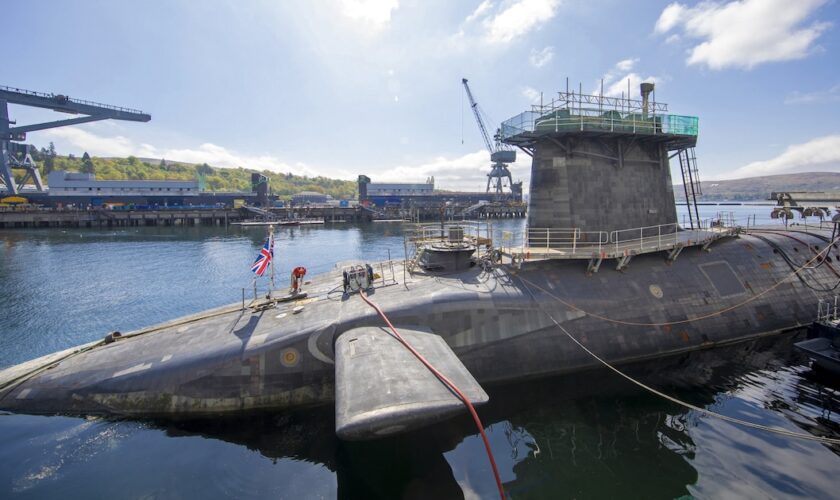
left=500, top=82, right=701, bottom=247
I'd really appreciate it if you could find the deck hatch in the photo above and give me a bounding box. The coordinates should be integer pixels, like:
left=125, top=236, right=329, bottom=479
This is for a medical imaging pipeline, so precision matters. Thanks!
left=699, top=261, right=745, bottom=298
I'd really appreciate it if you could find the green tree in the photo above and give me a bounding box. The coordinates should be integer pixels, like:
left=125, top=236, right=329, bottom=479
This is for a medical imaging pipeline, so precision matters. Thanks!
left=196, top=163, right=214, bottom=175
left=81, top=152, right=95, bottom=174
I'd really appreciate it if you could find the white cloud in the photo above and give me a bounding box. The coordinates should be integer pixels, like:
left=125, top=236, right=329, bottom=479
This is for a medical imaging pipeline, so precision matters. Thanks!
left=603, top=73, right=658, bottom=98
left=654, top=2, right=685, bottom=34
left=654, top=0, right=831, bottom=70
left=724, top=134, right=840, bottom=179
left=41, top=128, right=154, bottom=159
left=40, top=127, right=531, bottom=192
left=375, top=149, right=531, bottom=192
left=614, top=58, right=636, bottom=72
left=785, top=83, right=840, bottom=104
left=529, top=46, right=554, bottom=67
left=466, top=0, right=494, bottom=23
left=594, top=58, right=657, bottom=98
left=338, top=0, right=399, bottom=30
left=44, top=127, right=323, bottom=177
left=461, top=0, right=560, bottom=44
left=521, top=86, right=542, bottom=104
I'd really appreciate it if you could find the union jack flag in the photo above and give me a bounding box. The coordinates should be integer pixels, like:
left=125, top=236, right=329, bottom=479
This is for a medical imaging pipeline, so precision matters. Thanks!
left=250, top=234, right=274, bottom=277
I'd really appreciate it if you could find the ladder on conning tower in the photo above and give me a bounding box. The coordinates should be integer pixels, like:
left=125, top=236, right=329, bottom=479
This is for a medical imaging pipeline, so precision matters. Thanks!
left=678, top=147, right=702, bottom=229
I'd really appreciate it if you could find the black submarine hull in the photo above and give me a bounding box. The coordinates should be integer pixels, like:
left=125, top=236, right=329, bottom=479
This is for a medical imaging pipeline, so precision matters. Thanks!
left=0, top=229, right=834, bottom=418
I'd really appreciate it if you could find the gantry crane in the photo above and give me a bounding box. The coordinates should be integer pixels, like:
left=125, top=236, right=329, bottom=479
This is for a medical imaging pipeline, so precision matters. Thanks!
left=0, top=85, right=150, bottom=195
left=461, top=78, right=516, bottom=194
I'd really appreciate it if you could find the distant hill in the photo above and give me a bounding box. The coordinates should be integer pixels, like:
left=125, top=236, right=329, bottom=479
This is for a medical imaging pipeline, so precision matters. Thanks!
left=15, top=148, right=358, bottom=200
left=675, top=172, right=840, bottom=202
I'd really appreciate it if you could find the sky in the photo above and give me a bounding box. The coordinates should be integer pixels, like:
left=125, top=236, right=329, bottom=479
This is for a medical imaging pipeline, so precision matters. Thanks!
left=3, top=0, right=840, bottom=191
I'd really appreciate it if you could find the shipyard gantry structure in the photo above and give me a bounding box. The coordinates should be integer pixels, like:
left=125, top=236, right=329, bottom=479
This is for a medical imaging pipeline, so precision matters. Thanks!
left=0, top=85, right=150, bottom=195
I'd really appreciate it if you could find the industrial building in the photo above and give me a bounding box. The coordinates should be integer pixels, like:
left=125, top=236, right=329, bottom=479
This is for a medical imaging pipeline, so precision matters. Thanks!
left=357, top=175, right=521, bottom=209
left=291, top=191, right=332, bottom=205
left=4, top=171, right=272, bottom=208
left=47, top=171, right=200, bottom=197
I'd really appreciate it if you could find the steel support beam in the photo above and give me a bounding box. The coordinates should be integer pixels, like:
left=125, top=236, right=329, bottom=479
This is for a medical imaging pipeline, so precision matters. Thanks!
left=516, top=145, right=533, bottom=157
left=9, top=115, right=106, bottom=136
left=666, top=245, right=683, bottom=262
left=546, top=136, right=569, bottom=154
left=0, top=142, right=14, bottom=194
left=587, top=255, right=603, bottom=274
left=0, top=99, right=16, bottom=194
left=0, top=86, right=150, bottom=122
left=615, top=253, right=633, bottom=271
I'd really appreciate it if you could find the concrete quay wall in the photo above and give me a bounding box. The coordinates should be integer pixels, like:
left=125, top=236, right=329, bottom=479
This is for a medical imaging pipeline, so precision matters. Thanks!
left=0, top=209, right=240, bottom=229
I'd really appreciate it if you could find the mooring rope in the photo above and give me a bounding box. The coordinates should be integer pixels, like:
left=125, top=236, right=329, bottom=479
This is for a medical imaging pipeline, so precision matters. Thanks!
left=516, top=276, right=840, bottom=446
left=514, top=233, right=840, bottom=328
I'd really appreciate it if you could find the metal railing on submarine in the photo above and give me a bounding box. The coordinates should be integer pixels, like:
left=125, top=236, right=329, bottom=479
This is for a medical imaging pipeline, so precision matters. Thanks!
left=403, top=221, right=494, bottom=272
left=499, top=219, right=738, bottom=262
left=817, top=296, right=840, bottom=323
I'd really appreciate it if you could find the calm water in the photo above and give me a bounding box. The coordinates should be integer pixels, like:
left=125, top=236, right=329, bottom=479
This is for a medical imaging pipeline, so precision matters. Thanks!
left=1, top=206, right=839, bottom=499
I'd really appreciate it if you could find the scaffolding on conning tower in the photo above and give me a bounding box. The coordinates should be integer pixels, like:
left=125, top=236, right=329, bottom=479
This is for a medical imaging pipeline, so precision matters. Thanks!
left=499, top=82, right=699, bottom=147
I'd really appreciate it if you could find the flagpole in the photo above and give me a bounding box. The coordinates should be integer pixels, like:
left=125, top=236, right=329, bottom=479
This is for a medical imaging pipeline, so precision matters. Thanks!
left=268, top=224, right=276, bottom=295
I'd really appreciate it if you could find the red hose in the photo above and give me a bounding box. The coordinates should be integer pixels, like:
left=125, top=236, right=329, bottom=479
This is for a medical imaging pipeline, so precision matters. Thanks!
left=358, top=290, right=506, bottom=500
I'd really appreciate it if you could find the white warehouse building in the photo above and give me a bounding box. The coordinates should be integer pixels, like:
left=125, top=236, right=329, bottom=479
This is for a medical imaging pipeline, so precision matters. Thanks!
left=46, top=171, right=200, bottom=197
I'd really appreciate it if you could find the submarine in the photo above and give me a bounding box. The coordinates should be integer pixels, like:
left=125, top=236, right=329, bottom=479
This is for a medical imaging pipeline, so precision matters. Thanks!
left=1, top=83, right=838, bottom=441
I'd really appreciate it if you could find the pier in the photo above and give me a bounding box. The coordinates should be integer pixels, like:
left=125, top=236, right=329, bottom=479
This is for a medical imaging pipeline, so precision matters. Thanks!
left=0, top=202, right=528, bottom=229
left=0, top=208, right=240, bottom=229
left=249, top=204, right=526, bottom=224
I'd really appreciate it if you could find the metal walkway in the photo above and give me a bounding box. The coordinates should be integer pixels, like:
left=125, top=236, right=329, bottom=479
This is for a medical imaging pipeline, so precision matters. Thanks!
left=242, top=205, right=276, bottom=220
left=499, top=223, right=737, bottom=272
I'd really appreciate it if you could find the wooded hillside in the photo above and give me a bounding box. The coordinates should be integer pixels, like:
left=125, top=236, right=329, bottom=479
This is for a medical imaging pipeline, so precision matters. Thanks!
left=16, top=144, right=358, bottom=200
